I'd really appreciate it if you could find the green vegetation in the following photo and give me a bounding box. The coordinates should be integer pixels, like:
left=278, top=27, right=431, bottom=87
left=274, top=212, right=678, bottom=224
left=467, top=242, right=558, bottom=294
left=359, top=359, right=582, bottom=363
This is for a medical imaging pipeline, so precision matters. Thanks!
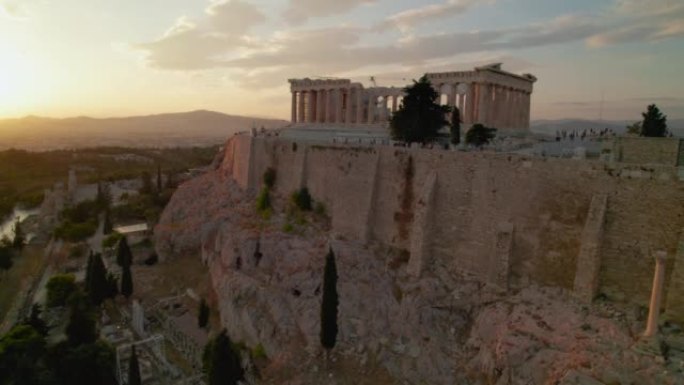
left=290, top=187, right=312, bottom=211
left=65, top=289, right=97, bottom=346
left=0, top=245, right=13, bottom=274
left=46, top=274, right=77, bottom=307
left=101, top=232, right=123, bottom=249
left=450, top=107, right=461, bottom=145
left=203, top=329, right=245, bottom=385
left=116, top=237, right=133, bottom=267
left=641, top=104, right=669, bottom=137
left=120, top=263, right=133, bottom=299
left=128, top=346, right=142, bottom=385
left=0, top=146, right=218, bottom=221
left=465, top=124, right=497, bottom=147
left=198, top=298, right=210, bottom=329
left=53, top=200, right=99, bottom=242
left=320, top=247, right=339, bottom=353
left=256, top=187, right=271, bottom=214
left=251, top=343, right=267, bottom=360
left=390, top=75, right=450, bottom=143
left=263, top=167, right=276, bottom=189
left=85, top=252, right=115, bottom=306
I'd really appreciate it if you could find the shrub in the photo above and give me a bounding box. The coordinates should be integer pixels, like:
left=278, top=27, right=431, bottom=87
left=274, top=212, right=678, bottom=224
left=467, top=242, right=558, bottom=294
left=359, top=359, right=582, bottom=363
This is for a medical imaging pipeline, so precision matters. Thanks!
left=263, top=168, right=276, bottom=189
left=282, top=223, right=294, bottom=233
left=251, top=344, right=267, bottom=360
left=54, top=220, right=98, bottom=242
left=101, top=232, right=123, bottom=249
left=256, top=187, right=271, bottom=213
left=144, top=252, right=158, bottom=266
left=290, top=187, right=312, bottom=211
left=314, top=202, right=327, bottom=217
left=46, top=274, right=77, bottom=307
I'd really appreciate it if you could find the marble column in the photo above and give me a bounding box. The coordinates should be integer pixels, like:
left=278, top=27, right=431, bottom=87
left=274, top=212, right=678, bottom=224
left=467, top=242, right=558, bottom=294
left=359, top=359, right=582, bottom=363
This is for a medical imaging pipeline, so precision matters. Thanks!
left=345, top=88, right=353, bottom=125
left=316, top=89, right=324, bottom=123
left=477, top=83, right=491, bottom=126
left=367, top=94, right=374, bottom=124
left=644, top=251, right=668, bottom=337
left=356, top=90, right=363, bottom=124
left=524, top=92, right=531, bottom=128
left=291, top=92, right=297, bottom=123
left=391, top=95, right=398, bottom=114
left=308, top=91, right=317, bottom=123
left=465, top=84, right=474, bottom=124
left=298, top=91, right=306, bottom=123
left=335, top=89, right=343, bottom=124
left=326, top=89, right=333, bottom=123
left=457, top=87, right=466, bottom=120
left=447, top=85, right=456, bottom=108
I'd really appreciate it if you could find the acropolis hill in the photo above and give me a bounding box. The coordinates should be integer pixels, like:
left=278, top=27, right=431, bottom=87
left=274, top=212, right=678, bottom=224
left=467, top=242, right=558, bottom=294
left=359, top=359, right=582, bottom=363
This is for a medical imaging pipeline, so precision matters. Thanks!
left=154, top=66, right=684, bottom=384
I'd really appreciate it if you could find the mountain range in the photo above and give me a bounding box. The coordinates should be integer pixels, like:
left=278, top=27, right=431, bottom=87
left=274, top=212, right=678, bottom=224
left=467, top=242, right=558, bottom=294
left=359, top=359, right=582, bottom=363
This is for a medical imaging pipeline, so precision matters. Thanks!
left=0, top=110, right=681, bottom=151
left=0, top=110, right=287, bottom=150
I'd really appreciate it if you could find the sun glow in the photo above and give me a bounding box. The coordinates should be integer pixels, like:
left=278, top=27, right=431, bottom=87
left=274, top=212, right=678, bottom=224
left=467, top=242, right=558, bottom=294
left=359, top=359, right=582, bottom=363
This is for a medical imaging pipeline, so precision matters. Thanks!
left=0, top=44, right=43, bottom=116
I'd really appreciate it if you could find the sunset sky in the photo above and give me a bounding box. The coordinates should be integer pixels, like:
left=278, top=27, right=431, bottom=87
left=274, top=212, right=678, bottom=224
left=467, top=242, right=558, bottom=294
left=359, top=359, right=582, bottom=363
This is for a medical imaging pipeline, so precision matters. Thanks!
left=0, top=0, right=683, bottom=121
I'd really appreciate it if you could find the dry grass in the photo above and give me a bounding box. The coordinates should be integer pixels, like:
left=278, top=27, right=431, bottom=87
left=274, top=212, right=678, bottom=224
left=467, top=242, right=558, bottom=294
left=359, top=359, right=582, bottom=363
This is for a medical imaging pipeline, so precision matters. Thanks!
left=0, top=245, right=47, bottom=327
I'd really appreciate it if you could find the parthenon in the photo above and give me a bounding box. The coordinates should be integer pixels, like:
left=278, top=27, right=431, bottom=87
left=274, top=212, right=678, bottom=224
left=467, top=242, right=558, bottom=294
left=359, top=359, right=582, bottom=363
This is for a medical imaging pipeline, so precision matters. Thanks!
left=288, top=63, right=537, bottom=131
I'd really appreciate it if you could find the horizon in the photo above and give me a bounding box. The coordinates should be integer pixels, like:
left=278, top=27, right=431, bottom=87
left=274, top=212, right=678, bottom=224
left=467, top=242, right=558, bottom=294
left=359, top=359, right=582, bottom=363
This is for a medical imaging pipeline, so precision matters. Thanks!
left=1, top=0, right=683, bottom=121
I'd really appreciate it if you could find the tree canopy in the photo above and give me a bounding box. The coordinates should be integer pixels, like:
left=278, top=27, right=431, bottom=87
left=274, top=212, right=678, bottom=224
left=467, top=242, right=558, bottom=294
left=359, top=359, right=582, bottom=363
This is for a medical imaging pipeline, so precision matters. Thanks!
left=390, top=75, right=450, bottom=143
left=203, top=330, right=244, bottom=385
left=465, top=124, right=497, bottom=147
left=641, top=104, right=668, bottom=137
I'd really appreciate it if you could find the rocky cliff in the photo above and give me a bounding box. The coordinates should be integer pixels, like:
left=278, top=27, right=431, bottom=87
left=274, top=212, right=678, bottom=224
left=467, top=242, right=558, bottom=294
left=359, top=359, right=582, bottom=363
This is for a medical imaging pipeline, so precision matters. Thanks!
left=155, top=138, right=684, bottom=384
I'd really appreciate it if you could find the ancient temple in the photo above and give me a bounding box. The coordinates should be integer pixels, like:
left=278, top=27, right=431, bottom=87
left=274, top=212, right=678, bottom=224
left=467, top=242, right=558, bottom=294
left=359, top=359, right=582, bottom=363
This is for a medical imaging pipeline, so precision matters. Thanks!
left=288, top=63, right=536, bottom=131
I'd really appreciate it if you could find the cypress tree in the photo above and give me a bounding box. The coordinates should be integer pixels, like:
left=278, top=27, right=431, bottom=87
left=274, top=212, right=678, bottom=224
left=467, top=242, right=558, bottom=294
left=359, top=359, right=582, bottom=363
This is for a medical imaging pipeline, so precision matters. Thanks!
left=320, top=247, right=338, bottom=353
left=450, top=107, right=461, bottom=145
left=121, top=263, right=133, bottom=299
left=116, top=237, right=132, bottom=267
left=203, top=329, right=244, bottom=385
left=198, top=298, right=210, bottom=328
left=128, top=346, right=142, bottom=385
left=88, top=253, right=109, bottom=305
left=85, top=251, right=95, bottom=294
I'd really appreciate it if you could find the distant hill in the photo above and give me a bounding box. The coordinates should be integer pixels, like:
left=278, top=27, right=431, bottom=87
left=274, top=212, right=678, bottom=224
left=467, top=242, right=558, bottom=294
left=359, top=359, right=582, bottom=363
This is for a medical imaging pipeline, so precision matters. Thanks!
left=530, top=118, right=684, bottom=137
left=0, top=110, right=288, bottom=150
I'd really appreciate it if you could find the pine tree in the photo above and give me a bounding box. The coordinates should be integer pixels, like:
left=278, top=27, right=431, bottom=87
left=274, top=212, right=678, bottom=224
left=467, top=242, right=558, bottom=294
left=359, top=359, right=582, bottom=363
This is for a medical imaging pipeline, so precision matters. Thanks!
left=128, top=346, right=142, bottom=385
left=116, top=237, right=132, bottom=267
left=390, top=75, right=450, bottom=143
left=121, top=263, right=133, bottom=299
left=203, top=329, right=244, bottom=385
left=320, top=247, right=338, bottom=354
left=450, top=107, right=461, bottom=145
left=465, top=123, right=497, bottom=147
left=198, top=298, right=210, bottom=328
left=641, top=104, right=668, bottom=137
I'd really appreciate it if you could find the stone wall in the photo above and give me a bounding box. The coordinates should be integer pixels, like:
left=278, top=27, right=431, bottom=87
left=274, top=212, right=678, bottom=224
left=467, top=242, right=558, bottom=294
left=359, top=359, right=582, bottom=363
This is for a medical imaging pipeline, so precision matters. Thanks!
left=223, top=135, right=684, bottom=321
left=612, top=137, right=681, bottom=166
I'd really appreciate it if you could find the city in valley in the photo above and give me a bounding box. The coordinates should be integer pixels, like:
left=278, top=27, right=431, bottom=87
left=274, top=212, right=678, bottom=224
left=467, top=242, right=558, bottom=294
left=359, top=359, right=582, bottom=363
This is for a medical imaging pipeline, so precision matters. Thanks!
left=1, top=1, right=684, bottom=384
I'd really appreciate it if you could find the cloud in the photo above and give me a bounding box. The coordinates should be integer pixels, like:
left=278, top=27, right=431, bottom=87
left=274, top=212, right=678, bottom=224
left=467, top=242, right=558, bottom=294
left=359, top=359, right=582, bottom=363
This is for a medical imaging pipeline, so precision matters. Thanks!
left=380, top=0, right=493, bottom=31
left=283, top=0, right=376, bottom=25
left=0, top=0, right=28, bottom=19
left=587, top=0, right=684, bottom=47
left=136, top=0, right=266, bottom=70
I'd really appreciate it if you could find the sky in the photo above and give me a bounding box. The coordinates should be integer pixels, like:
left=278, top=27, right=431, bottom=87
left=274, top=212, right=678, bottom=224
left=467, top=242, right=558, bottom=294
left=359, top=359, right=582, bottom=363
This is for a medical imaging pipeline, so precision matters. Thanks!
left=0, top=0, right=683, bottom=121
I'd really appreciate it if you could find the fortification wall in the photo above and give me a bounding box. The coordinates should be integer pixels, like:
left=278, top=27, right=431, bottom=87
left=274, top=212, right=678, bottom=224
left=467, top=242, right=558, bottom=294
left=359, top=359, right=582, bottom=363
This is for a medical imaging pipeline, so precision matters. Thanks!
left=613, top=137, right=681, bottom=166
left=223, top=135, right=684, bottom=320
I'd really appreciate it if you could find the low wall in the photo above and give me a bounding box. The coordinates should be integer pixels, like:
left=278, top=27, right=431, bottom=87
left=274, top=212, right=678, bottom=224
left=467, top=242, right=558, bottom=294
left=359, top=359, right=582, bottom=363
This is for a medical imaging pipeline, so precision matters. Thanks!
left=223, top=135, right=684, bottom=321
left=612, top=136, right=681, bottom=166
